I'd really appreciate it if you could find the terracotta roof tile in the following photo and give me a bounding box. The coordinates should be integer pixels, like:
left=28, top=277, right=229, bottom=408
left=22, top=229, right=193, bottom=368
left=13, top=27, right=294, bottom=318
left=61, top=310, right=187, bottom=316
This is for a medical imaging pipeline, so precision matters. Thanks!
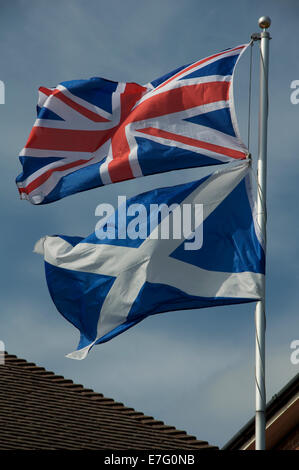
left=0, top=352, right=217, bottom=450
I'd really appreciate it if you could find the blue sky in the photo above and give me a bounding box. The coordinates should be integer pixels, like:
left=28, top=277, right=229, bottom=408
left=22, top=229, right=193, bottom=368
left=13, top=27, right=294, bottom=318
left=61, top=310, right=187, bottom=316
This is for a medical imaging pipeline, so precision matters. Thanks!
left=1, top=0, right=298, bottom=447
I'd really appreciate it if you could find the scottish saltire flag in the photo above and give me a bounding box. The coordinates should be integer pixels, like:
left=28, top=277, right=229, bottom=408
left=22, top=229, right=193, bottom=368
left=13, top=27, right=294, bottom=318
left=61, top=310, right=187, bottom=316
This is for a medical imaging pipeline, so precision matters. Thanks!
left=35, top=162, right=264, bottom=359
left=17, top=44, right=249, bottom=205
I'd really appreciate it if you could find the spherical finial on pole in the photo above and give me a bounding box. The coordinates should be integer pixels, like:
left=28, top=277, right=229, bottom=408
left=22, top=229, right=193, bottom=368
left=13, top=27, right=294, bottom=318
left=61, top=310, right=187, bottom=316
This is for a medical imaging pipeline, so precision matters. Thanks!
left=258, top=16, right=271, bottom=29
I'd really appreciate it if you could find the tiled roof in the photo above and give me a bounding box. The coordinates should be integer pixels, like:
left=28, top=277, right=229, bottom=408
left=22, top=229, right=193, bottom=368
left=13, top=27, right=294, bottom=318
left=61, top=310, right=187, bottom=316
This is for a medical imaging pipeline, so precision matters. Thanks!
left=0, top=352, right=217, bottom=450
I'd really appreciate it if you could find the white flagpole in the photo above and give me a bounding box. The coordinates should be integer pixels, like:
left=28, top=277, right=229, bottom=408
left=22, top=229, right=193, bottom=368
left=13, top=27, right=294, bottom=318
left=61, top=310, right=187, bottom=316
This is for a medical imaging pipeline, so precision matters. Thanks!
left=255, top=15, right=271, bottom=451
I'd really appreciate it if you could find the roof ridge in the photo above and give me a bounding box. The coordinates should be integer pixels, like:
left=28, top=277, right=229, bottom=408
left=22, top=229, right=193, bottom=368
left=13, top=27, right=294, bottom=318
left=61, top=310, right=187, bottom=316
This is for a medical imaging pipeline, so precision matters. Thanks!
left=2, top=352, right=206, bottom=445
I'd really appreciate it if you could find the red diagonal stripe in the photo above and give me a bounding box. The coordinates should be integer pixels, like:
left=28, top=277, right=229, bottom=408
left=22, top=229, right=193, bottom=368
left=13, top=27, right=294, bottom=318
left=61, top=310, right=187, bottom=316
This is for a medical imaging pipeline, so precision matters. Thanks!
left=39, top=86, right=110, bottom=123
left=39, top=86, right=54, bottom=96
left=136, top=127, right=247, bottom=160
left=155, top=46, right=245, bottom=90
left=18, top=158, right=91, bottom=195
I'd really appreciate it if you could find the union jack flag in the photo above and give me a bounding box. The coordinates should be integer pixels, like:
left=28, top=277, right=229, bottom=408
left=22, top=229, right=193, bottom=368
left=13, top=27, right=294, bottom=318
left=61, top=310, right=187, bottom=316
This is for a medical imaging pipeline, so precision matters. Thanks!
left=16, top=44, right=249, bottom=204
